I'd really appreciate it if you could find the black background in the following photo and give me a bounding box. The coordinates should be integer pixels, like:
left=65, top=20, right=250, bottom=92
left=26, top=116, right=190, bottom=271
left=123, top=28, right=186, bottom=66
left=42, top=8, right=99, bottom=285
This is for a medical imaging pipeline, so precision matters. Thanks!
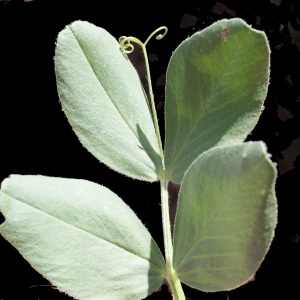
left=0, top=0, right=299, bottom=299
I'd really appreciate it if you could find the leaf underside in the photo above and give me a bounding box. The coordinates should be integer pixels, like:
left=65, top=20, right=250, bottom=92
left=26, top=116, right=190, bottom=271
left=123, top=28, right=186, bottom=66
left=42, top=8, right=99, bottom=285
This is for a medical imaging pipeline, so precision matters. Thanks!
left=164, top=18, right=270, bottom=183
left=55, top=21, right=163, bottom=182
left=173, top=142, right=277, bottom=292
left=0, top=175, right=165, bottom=300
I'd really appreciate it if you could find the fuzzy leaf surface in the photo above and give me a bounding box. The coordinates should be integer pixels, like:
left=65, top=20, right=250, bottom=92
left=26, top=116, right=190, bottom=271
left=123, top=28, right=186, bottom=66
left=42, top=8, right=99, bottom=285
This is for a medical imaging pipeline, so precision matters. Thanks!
left=164, top=18, right=270, bottom=183
left=173, top=142, right=277, bottom=291
left=0, top=175, right=165, bottom=299
left=55, top=21, right=163, bottom=182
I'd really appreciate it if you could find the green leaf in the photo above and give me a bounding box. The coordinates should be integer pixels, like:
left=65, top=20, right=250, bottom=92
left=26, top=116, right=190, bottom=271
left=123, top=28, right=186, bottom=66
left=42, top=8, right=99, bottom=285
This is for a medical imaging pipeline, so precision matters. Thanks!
left=55, top=21, right=163, bottom=182
left=173, top=142, right=277, bottom=292
left=0, top=175, right=165, bottom=299
left=164, top=18, right=270, bottom=183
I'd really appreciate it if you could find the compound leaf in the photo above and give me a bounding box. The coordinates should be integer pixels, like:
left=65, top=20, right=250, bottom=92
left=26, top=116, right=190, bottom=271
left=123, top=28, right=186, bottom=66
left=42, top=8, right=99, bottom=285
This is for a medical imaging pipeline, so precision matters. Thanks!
left=164, top=18, right=270, bottom=183
left=0, top=175, right=165, bottom=300
left=55, top=21, right=163, bottom=182
left=173, top=142, right=277, bottom=291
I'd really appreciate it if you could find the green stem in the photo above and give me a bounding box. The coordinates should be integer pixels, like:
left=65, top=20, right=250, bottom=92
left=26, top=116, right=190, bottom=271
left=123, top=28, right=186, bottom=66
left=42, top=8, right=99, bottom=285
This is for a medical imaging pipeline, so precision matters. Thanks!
left=160, top=178, right=185, bottom=300
left=119, top=27, right=167, bottom=165
left=140, top=44, right=164, bottom=163
left=119, top=28, right=185, bottom=299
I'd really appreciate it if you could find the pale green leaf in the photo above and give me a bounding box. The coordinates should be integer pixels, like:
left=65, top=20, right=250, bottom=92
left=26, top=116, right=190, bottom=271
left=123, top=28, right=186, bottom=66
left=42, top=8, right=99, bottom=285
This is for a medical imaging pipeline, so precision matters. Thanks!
left=173, top=142, right=277, bottom=291
left=164, top=18, right=270, bottom=183
left=55, top=21, right=163, bottom=182
left=0, top=175, right=165, bottom=299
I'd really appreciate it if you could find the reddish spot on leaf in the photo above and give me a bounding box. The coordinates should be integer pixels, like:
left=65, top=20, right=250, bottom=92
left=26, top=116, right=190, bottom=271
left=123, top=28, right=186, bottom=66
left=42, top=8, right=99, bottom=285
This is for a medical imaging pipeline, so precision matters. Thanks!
left=220, top=28, right=230, bottom=41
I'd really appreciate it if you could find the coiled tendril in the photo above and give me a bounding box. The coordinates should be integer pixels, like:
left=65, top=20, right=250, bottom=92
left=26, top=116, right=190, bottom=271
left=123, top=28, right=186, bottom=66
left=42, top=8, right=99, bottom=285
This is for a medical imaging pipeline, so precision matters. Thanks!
left=118, top=26, right=168, bottom=164
left=119, top=26, right=168, bottom=54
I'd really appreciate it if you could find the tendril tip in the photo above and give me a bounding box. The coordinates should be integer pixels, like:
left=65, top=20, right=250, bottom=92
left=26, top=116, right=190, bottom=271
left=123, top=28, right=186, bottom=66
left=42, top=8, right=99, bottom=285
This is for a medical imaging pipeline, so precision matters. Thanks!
left=119, top=26, right=168, bottom=54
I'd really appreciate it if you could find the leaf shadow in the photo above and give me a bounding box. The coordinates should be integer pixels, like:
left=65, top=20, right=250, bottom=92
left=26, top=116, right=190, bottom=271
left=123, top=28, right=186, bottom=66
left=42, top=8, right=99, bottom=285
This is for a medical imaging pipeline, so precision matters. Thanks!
left=147, top=238, right=167, bottom=298
left=136, top=124, right=163, bottom=177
